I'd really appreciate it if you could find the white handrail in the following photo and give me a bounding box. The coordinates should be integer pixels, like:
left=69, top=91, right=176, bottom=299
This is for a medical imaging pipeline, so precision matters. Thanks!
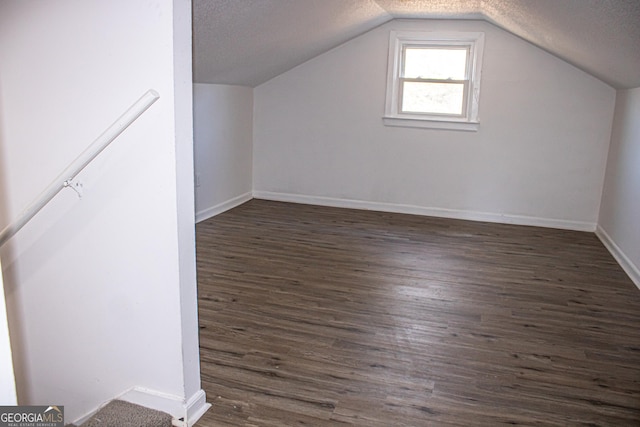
left=0, top=89, right=160, bottom=247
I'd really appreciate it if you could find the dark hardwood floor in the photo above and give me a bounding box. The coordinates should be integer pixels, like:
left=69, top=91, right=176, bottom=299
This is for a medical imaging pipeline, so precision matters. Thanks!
left=195, top=199, right=640, bottom=426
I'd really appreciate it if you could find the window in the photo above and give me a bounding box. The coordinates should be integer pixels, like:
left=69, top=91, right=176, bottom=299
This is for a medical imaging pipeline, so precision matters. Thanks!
left=384, top=31, right=485, bottom=131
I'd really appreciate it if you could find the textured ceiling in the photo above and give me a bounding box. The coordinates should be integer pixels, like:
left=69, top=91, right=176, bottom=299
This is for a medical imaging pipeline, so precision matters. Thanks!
left=192, top=0, right=640, bottom=89
left=481, top=0, right=640, bottom=89
left=192, top=0, right=389, bottom=87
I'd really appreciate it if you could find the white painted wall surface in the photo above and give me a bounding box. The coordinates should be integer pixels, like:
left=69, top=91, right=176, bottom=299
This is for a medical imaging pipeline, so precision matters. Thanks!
left=193, top=84, right=253, bottom=222
left=169, top=2, right=210, bottom=423
left=0, top=261, right=17, bottom=405
left=597, top=87, right=640, bottom=288
left=254, top=19, right=616, bottom=230
left=0, top=0, right=206, bottom=423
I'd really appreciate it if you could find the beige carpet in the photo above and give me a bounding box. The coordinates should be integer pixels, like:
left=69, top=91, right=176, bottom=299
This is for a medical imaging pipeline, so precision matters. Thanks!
left=66, top=400, right=172, bottom=427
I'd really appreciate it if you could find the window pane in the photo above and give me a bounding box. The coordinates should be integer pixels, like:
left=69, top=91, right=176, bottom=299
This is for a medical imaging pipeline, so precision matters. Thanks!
left=403, top=48, right=467, bottom=80
left=401, top=81, right=464, bottom=115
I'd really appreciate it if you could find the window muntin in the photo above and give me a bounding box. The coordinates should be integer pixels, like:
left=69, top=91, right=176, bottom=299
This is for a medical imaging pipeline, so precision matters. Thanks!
left=384, top=31, right=484, bottom=131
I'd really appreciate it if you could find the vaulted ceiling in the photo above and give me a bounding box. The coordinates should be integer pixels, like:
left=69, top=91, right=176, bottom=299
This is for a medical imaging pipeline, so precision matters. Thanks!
left=192, top=0, right=640, bottom=89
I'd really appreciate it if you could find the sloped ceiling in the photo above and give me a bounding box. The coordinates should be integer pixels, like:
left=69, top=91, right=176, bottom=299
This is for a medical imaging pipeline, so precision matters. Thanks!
left=192, top=0, right=640, bottom=89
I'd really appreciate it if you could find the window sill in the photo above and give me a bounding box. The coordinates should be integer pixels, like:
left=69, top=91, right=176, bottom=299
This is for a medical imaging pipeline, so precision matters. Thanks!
left=383, top=116, right=479, bottom=132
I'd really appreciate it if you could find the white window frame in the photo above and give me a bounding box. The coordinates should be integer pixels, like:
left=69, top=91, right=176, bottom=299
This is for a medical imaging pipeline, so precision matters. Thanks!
left=383, top=31, right=485, bottom=131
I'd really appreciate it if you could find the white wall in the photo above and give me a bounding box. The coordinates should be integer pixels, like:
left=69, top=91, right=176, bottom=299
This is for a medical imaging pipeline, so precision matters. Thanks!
left=0, top=260, right=17, bottom=405
left=193, top=84, right=253, bottom=222
left=0, top=0, right=206, bottom=423
left=597, top=87, right=640, bottom=288
left=254, top=19, right=616, bottom=231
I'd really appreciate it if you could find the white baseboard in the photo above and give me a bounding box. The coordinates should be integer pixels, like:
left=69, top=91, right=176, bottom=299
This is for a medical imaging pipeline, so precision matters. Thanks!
left=64, top=387, right=211, bottom=427
left=595, top=225, right=640, bottom=290
left=118, top=387, right=210, bottom=427
left=195, top=192, right=252, bottom=223
left=253, top=191, right=596, bottom=232
left=70, top=405, right=101, bottom=426
left=183, top=389, right=211, bottom=427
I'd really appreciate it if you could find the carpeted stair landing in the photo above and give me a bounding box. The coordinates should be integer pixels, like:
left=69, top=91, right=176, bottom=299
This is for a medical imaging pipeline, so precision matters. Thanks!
left=65, top=400, right=173, bottom=427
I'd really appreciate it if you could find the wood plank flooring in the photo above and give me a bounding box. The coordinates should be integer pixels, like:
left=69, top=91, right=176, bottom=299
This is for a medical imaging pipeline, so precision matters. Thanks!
left=195, top=200, right=640, bottom=426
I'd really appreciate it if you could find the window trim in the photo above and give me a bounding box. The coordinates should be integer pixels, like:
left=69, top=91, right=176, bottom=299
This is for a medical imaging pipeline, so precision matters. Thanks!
left=383, top=31, right=485, bottom=131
